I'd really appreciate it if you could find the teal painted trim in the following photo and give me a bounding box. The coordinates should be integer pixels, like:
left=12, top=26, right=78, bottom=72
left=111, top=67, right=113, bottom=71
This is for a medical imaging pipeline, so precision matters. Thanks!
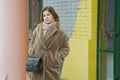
left=114, top=0, right=117, bottom=79
left=98, top=48, right=114, bottom=53
left=38, top=0, right=42, bottom=23
left=114, top=0, right=120, bottom=79
left=97, top=0, right=101, bottom=80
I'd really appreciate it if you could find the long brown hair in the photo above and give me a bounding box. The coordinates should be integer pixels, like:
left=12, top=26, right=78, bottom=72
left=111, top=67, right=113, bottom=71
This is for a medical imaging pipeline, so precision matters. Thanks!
left=40, top=6, right=59, bottom=23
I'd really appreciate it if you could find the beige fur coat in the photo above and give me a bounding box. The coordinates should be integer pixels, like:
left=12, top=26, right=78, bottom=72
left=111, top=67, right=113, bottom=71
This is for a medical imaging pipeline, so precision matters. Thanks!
left=28, top=23, right=69, bottom=80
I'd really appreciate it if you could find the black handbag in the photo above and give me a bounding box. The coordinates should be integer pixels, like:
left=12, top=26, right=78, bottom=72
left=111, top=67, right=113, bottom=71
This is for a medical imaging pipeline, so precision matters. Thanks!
left=26, top=57, right=43, bottom=72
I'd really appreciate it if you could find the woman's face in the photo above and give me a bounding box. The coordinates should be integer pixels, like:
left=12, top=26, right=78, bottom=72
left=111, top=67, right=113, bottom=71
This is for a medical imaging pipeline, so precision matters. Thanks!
left=43, top=10, right=54, bottom=24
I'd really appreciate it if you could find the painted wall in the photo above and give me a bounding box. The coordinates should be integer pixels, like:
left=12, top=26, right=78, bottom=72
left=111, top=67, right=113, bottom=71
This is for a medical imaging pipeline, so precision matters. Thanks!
left=43, top=0, right=80, bottom=38
left=43, top=0, right=97, bottom=80
left=61, top=0, right=91, bottom=80
left=88, top=0, right=98, bottom=80
left=0, top=0, right=28, bottom=80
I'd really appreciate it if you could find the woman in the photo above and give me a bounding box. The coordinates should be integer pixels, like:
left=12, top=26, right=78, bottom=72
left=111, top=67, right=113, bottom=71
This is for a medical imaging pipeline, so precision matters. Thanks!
left=28, top=6, right=69, bottom=80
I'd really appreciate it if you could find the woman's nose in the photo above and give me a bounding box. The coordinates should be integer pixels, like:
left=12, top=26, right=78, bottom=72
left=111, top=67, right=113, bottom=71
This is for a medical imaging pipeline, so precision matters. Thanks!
left=45, top=16, right=48, bottom=19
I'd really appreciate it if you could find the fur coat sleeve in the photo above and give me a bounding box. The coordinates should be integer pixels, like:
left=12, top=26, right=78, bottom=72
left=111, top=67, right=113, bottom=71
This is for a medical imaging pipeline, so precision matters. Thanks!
left=57, top=29, right=69, bottom=63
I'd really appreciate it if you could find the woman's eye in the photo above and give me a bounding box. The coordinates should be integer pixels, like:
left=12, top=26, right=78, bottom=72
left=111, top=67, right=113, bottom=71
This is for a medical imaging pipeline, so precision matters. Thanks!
left=47, top=14, right=50, bottom=16
left=43, top=15, right=45, bottom=17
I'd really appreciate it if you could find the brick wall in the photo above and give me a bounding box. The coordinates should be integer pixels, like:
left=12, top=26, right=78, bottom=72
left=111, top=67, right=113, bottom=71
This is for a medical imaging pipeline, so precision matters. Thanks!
left=43, top=0, right=80, bottom=38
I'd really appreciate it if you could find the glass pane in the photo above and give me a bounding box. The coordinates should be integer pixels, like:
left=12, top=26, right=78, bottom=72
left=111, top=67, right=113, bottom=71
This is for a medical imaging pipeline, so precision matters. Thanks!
left=98, top=0, right=114, bottom=80
left=105, top=0, right=114, bottom=50
left=98, top=52, right=113, bottom=80
left=107, top=53, right=113, bottom=80
left=99, top=0, right=114, bottom=51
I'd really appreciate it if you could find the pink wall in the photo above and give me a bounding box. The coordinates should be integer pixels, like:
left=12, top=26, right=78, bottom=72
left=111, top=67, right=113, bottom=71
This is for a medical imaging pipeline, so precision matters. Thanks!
left=0, top=0, right=28, bottom=80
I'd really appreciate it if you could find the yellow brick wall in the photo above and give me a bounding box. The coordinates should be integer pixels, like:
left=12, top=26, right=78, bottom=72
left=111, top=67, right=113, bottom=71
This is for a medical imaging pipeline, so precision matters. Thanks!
left=72, top=0, right=91, bottom=40
left=61, top=0, right=95, bottom=80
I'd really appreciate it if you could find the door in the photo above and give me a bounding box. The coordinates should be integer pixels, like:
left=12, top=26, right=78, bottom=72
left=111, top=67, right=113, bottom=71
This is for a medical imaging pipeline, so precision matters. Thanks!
left=97, top=0, right=120, bottom=80
left=29, top=0, right=43, bottom=39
